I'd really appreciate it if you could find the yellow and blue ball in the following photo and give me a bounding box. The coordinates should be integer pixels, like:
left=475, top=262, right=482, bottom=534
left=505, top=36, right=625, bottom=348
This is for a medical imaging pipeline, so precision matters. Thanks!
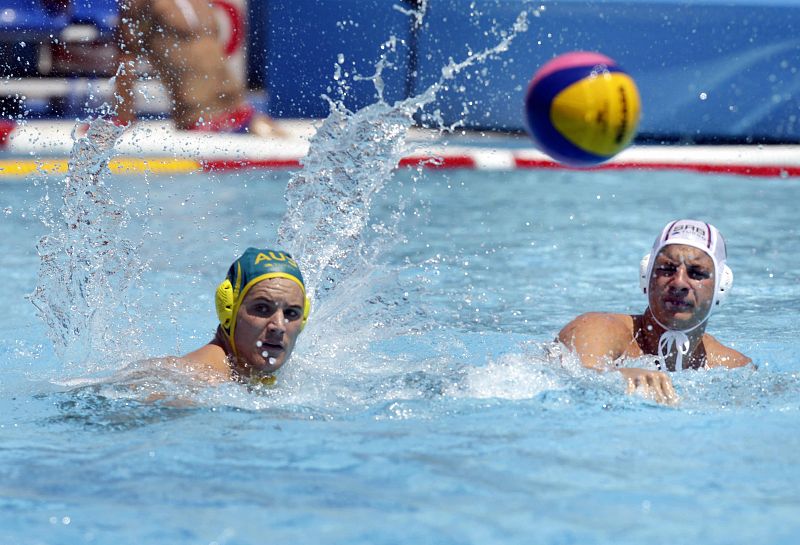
left=524, top=51, right=641, bottom=167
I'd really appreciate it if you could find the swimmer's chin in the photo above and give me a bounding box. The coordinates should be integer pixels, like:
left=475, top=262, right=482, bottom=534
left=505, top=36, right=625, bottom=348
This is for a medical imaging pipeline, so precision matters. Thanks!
left=247, top=353, right=285, bottom=374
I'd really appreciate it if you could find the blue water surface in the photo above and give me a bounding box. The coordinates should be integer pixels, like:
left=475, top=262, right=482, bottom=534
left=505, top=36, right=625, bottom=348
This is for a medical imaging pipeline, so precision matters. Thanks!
left=1, top=165, right=799, bottom=545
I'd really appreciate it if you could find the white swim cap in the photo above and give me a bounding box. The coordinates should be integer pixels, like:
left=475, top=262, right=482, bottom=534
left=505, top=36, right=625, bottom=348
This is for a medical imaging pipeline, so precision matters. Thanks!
left=638, top=219, right=734, bottom=370
left=640, top=219, right=733, bottom=309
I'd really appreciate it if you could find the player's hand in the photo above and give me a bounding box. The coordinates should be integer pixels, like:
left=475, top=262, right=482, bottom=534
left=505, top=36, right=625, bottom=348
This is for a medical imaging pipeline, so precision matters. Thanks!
left=619, top=367, right=678, bottom=405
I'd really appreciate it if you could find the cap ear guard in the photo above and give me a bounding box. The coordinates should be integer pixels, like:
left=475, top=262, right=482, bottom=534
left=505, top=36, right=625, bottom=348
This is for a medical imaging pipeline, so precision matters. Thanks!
left=715, top=265, right=733, bottom=306
left=639, top=253, right=651, bottom=293
left=301, top=296, right=311, bottom=331
left=639, top=252, right=733, bottom=305
left=215, top=279, right=235, bottom=331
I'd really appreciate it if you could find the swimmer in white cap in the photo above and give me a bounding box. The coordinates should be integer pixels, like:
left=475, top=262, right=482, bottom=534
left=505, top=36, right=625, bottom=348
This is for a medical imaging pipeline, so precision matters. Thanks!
left=557, top=219, right=751, bottom=404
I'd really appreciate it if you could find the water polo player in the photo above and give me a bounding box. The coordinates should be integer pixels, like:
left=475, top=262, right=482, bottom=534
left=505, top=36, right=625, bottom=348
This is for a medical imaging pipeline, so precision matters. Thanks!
left=557, top=219, right=751, bottom=404
left=180, top=248, right=310, bottom=385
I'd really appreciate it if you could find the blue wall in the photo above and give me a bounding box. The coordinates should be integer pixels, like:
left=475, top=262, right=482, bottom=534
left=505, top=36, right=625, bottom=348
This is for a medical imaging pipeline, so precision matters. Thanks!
left=255, top=0, right=414, bottom=118
left=255, top=0, right=800, bottom=142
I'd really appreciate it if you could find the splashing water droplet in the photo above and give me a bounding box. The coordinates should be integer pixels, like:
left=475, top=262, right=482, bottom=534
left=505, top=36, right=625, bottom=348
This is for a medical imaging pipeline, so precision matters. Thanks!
left=30, top=118, right=145, bottom=371
left=277, top=9, right=529, bottom=309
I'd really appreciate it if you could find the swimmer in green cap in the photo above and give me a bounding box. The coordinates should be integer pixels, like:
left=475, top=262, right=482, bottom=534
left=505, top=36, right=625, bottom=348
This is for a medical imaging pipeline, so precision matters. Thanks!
left=180, top=248, right=310, bottom=384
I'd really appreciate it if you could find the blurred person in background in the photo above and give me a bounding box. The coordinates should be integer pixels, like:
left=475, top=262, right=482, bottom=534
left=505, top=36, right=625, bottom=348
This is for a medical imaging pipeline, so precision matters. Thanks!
left=115, top=0, right=284, bottom=136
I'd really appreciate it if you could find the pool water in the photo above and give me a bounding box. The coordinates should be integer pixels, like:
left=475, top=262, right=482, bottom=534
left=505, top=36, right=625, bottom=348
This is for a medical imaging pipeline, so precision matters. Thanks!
left=1, top=161, right=799, bottom=544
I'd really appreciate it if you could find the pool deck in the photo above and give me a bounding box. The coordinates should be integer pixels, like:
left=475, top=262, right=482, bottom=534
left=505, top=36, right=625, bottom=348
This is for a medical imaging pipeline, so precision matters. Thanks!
left=1, top=119, right=798, bottom=178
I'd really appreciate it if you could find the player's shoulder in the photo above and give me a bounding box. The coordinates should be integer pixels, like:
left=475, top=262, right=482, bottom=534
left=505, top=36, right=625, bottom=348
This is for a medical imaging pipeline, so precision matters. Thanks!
left=559, top=312, right=634, bottom=340
left=702, top=333, right=753, bottom=369
left=567, top=311, right=633, bottom=330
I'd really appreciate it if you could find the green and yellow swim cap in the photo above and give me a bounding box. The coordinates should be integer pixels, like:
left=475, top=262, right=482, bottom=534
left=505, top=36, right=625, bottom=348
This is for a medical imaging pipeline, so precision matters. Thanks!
left=215, top=248, right=310, bottom=355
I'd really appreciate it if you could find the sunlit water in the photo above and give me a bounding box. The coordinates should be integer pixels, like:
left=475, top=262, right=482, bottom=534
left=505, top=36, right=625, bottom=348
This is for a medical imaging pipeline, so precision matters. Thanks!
left=2, top=156, right=799, bottom=543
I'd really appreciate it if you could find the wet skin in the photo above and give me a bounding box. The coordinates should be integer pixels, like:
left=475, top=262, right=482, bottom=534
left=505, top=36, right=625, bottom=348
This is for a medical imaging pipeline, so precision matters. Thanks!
left=232, top=277, right=305, bottom=376
left=647, top=244, right=715, bottom=331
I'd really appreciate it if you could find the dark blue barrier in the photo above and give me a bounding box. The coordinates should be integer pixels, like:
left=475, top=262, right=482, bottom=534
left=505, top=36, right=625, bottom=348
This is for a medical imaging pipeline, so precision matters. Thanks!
left=0, top=0, right=118, bottom=36
left=0, top=1, right=70, bottom=39
left=70, top=0, right=118, bottom=35
left=0, top=0, right=116, bottom=38
left=413, top=0, right=800, bottom=142
left=257, top=0, right=414, bottom=118
left=0, top=1, right=70, bottom=79
left=259, top=0, right=800, bottom=142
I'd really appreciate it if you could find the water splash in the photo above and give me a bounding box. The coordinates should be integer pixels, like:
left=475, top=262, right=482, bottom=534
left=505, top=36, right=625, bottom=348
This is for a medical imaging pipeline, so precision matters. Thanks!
left=277, top=8, right=531, bottom=305
left=30, top=119, right=145, bottom=372
left=40, top=7, right=532, bottom=408
left=393, top=0, right=428, bottom=29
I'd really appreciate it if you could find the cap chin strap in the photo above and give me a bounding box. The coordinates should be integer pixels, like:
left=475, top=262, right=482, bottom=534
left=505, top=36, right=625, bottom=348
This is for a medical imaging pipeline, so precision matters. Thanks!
left=649, top=311, right=709, bottom=371
left=657, top=330, right=690, bottom=371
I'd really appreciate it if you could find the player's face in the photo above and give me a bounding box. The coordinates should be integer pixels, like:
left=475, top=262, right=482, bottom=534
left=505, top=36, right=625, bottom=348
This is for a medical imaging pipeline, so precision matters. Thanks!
left=648, top=244, right=715, bottom=330
left=233, top=278, right=305, bottom=375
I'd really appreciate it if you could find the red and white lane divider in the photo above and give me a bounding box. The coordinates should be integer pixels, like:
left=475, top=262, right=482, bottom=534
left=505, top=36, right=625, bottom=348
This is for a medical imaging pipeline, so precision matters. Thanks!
left=0, top=120, right=798, bottom=178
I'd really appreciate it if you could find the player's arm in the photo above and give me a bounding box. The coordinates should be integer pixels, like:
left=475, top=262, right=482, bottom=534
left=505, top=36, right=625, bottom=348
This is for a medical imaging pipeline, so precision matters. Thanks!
left=558, top=312, right=678, bottom=404
left=114, top=1, right=144, bottom=125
